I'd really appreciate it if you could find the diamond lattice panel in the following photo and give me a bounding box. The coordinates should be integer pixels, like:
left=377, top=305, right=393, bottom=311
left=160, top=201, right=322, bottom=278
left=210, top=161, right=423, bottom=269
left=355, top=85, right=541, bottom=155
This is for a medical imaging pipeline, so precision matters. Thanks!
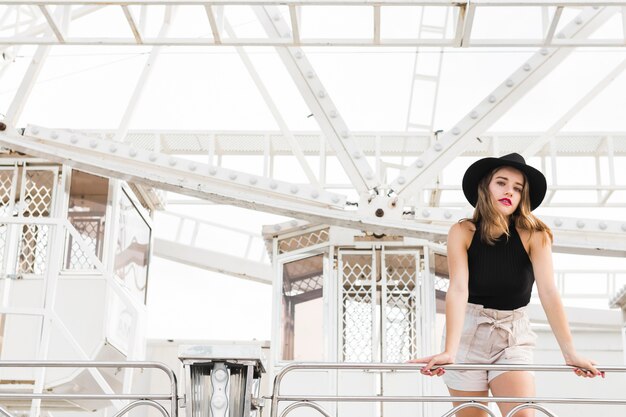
left=18, top=224, right=49, bottom=275
left=285, top=274, right=323, bottom=296
left=0, top=169, right=16, bottom=217
left=435, top=276, right=450, bottom=292
left=341, top=253, right=374, bottom=363
left=65, top=217, right=102, bottom=270
left=278, top=228, right=329, bottom=254
left=383, top=253, right=418, bottom=362
left=22, top=170, right=55, bottom=218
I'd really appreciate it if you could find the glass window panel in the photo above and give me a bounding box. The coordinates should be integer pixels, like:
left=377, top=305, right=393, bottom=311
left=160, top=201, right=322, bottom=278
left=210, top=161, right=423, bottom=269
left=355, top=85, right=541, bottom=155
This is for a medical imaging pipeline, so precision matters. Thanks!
left=65, top=170, right=109, bottom=270
left=281, top=254, right=324, bottom=361
left=115, top=189, right=151, bottom=303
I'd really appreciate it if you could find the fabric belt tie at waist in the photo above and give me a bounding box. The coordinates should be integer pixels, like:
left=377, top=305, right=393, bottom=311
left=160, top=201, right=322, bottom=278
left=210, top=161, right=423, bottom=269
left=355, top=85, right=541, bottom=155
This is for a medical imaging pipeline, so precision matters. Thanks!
left=477, top=311, right=516, bottom=345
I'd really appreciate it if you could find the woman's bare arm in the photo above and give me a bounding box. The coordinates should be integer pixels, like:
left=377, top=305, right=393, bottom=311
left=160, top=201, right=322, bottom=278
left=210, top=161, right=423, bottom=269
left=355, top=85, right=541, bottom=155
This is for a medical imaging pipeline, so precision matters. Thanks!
left=531, top=230, right=602, bottom=377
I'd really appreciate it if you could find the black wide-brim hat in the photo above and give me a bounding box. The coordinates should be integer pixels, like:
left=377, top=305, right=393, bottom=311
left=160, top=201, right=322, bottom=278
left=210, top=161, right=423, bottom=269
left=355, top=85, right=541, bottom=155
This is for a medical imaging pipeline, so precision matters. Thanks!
left=462, top=152, right=547, bottom=211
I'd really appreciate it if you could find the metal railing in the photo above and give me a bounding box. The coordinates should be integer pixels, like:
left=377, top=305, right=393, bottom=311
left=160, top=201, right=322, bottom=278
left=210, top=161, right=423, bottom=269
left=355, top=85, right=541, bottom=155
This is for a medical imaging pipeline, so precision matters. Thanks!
left=0, top=361, right=178, bottom=417
left=270, top=363, right=626, bottom=417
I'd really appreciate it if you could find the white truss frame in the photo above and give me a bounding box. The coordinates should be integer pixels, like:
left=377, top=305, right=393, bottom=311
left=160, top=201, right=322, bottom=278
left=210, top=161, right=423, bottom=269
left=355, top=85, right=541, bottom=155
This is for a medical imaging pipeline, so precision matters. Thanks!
left=389, top=5, right=617, bottom=197
left=1, top=126, right=625, bottom=256
left=152, top=210, right=271, bottom=283
left=2, top=1, right=626, bottom=47
left=66, top=129, right=626, bottom=208
left=254, top=4, right=378, bottom=192
left=0, top=0, right=623, bottom=275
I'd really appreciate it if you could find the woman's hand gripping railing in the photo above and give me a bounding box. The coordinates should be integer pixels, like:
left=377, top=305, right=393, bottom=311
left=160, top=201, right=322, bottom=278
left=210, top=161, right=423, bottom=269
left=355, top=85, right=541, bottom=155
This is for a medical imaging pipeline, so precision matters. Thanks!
left=269, top=362, right=626, bottom=417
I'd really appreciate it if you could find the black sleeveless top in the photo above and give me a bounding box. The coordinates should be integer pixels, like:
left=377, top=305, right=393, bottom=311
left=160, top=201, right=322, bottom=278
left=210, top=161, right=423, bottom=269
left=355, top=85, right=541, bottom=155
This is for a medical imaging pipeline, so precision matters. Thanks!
left=467, top=219, right=535, bottom=310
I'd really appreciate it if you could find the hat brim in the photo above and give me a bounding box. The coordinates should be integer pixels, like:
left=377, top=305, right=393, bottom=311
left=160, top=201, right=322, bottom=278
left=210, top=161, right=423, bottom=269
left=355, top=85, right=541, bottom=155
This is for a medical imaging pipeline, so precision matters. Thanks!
left=462, top=158, right=547, bottom=211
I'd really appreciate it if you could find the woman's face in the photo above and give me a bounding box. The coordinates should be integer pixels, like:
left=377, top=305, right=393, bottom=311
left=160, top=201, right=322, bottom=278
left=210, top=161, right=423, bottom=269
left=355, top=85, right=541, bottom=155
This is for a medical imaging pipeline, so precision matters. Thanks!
left=487, top=166, right=525, bottom=216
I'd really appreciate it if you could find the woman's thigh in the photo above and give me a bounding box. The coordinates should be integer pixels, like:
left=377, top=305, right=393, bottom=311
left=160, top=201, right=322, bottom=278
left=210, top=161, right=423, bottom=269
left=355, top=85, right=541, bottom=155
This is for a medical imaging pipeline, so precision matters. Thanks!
left=489, top=371, right=536, bottom=417
left=447, top=388, right=490, bottom=417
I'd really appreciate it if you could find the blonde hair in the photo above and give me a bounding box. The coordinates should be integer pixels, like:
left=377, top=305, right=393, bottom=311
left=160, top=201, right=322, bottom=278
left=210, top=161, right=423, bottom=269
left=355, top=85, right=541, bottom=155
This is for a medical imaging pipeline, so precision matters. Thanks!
left=467, top=166, right=553, bottom=245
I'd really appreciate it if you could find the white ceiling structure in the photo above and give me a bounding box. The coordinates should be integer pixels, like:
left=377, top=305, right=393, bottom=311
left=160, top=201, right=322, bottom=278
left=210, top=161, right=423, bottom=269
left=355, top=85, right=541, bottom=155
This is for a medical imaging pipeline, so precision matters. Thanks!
left=0, top=1, right=626, bottom=290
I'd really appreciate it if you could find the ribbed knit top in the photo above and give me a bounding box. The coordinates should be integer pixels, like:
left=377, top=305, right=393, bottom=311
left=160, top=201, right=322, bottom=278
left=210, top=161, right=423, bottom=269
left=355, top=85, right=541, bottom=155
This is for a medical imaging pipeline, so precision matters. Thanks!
left=467, top=219, right=535, bottom=310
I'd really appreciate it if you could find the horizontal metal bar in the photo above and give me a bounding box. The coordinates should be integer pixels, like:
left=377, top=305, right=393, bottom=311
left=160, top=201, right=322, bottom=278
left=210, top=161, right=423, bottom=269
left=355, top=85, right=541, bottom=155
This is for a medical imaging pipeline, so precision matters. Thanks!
left=0, top=1, right=625, bottom=6
left=275, top=395, right=626, bottom=405
left=0, top=360, right=173, bottom=370
left=0, top=393, right=173, bottom=400
left=0, top=360, right=178, bottom=417
left=275, top=362, right=626, bottom=372
left=2, top=37, right=626, bottom=47
left=270, top=362, right=626, bottom=417
left=158, top=211, right=263, bottom=238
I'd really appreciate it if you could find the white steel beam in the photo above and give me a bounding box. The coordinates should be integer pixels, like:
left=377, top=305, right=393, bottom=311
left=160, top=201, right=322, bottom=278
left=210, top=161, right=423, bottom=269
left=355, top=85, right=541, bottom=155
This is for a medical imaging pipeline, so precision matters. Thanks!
left=456, top=2, right=476, bottom=47
left=0, top=126, right=449, bottom=242
left=4, top=2, right=74, bottom=124
left=153, top=238, right=272, bottom=284
left=37, top=4, right=64, bottom=42
left=2, top=126, right=626, bottom=255
left=522, top=57, right=626, bottom=158
left=113, top=7, right=171, bottom=142
left=412, top=207, right=626, bottom=256
left=223, top=19, right=320, bottom=187
left=0, top=4, right=101, bottom=54
left=45, top=129, right=626, bottom=160
left=623, top=6, right=626, bottom=39
left=204, top=4, right=221, bottom=44
left=2, top=1, right=626, bottom=6
left=405, top=7, right=449, bottom=133
left=1, top=2, right=625, bottom=47
left=253, top=5, right=378, bottom=193
left=12, top=124, right=348, bottom=208
left=4, top=37, right=626, bottom=47
left=4, top=45, right=50, bottom=125
left=288, top=4, right=300, bottom=44
left=121, top=5, right=142, bottom=44
left=389, top=6, right=617, bottom=197
left=544, top=6, right=563, bottom=45
left=373, top=5, right=381, bottom=45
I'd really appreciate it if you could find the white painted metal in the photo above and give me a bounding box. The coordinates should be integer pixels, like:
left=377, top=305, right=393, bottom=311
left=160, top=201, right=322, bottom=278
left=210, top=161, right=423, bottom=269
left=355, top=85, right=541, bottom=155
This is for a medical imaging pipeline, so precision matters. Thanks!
left=154, top=238, right=272, bottom=283
left=1, top=1, right=626, bottom=47
left=0, top=4, right=101, bottom=55
left=253, top=5, right=378, bottom=192
left=121, top=5, right=143, bottom=44
left=223, top=19, right=320, bottom=187
left=544, top=6, right=563, bottom=45
left=522, top=57, right=626, bottom=158
left=4, top=44, right=51, bottom=126
left=67, top=129, right=626, bottom=157
left=151, top=210, right=271, bottom=283
left=113, top=7, right=172, bottom=143
left=412, top=206, right=626, bottom=255
left=0, top=217, right=133, bottom=412
left=456, top=1, right=475, bottom=47
left=3, top=127, right=626, bottom=255
left=405, top=6, right=449, bottom=133
left=0, top=127, right=454, bottom=243
left=15, top=125, right=347, bottom=207
left=30, top=164, right=67, bottom=417
left=204, top=4, right=222, bottom=44
left=1, top=1, right=626, bottom=5
left=56, top=129, right=626, bottom=206
left=389, top=6, right=617, bottom=197
left=157, top=211, right=268, bottom=262
left=37, top=4, right=64, bottom=42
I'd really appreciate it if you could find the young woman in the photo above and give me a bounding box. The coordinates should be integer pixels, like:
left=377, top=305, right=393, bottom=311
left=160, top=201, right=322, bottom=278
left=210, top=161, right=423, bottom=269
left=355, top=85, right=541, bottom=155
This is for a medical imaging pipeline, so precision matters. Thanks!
left=411, top=153, right=602, bottom=417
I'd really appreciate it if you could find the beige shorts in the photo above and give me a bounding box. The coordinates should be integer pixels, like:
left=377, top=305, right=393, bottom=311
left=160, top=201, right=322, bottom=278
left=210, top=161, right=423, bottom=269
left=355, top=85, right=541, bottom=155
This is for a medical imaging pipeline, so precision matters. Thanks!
left=442, top=302, right=537, bottom=392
